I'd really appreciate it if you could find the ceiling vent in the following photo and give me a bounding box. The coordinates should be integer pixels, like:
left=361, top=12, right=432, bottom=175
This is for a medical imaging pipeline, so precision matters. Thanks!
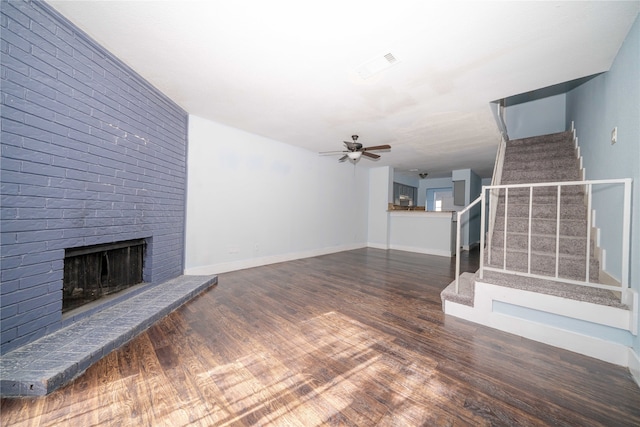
left=356, top=52, right=399, bottom=79
left=384, top=53, right=397, bottom=63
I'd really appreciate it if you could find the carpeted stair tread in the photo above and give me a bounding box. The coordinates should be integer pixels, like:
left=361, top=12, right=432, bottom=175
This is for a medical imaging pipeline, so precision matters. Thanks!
left=501, top=169, right=581, bottom=184
left=492, top=129, right=600, bottom=282
left=441, top=272, right=475, bottom=308
left=505, top=132, right=575, bottom=152
left=507, top=130, right=574, bottom=145
left=490, top=170, right=598, bottom=280
left=495, top=202, right=587, bottom=220
left=494, top=217, right=587, bottom=237
left=487, top=247, right=599, bottom=267
left=479, top=270, right=628, bottom=309
left=503, top=143, right=576, bottom=160
left=495, top=187, right=586, bottom=199
left=486, top=248, right=599, bottom=282
left=502, top=157, right=579, bottom=172
left=503, top=144, right=576, bottom=160
left=495, top=192, right=586, bottom=205
left=491, top=231, right=592, bottom=256
left=502, top=131, right=579, bottom=186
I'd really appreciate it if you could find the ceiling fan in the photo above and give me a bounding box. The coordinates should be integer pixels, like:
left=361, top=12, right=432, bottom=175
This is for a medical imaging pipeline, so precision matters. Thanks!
left=320, top=135, right=391, bottom=162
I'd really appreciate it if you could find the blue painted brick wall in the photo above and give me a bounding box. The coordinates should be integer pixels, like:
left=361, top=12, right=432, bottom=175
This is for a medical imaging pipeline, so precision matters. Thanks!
left=1, top=0, right=189, bottom=354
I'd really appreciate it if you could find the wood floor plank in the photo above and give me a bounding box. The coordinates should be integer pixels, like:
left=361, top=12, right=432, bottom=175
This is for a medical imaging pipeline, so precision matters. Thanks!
left=196, top=301, right=339, bottom=426
left=2, top=248, right=640, bottom=426
left=0, top=394, right=44, bottom=426
left=152, top=314, right=230, bottom=426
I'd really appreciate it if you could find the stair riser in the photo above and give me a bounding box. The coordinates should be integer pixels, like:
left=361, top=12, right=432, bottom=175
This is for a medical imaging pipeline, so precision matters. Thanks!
left=507, top=131, right=574, bottom=147
left=505, top=146, right=576, bottom=161
left=493, top=187, right=586, bottom=198
left=502, top=158, right=580, bottom=173
left=506, top=133, right=574, bottom=148
left=494, top=217, right=587, bottom=237
left=487, top=250, right=599, bottom=282
left=504, top=144, right=576, bottom=159
left=501, top=169, right=581, bottom=184
left=496, top=203, right=586, bottom=220
left=494, top=193, right=585, bottom=206
left=491, top=231, right=593, bottom=256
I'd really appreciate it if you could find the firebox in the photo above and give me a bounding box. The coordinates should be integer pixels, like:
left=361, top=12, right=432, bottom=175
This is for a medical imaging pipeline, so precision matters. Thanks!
left=63, top=239, right=146, bottom=313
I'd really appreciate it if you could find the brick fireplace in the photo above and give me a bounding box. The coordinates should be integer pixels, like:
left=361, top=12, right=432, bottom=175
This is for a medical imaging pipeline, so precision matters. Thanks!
left=1, top=1, right=189, bottom=354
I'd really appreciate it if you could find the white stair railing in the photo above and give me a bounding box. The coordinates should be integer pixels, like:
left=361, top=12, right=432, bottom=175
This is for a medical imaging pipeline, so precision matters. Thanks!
left=454, top=194, right=483, bottom=293
left=475, top=178, right=633, bottom=303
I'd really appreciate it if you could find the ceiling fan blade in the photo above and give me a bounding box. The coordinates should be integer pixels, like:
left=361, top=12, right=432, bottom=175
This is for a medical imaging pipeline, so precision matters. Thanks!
left=362, top=151, right=380, bottom=159
left=363, top=144, right=391, bottom=151
left=319, top=150, right=347, bottom=155
left=338, top=155, right=349, bottom=162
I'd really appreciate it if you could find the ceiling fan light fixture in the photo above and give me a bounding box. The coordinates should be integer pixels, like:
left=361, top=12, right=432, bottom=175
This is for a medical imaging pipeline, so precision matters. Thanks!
left=347, top=151, right=362, bottom=160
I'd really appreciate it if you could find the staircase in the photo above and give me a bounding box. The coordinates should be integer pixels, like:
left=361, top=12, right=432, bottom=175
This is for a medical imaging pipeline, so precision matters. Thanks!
left=488, top=130, right=599, bottom=283
left=440, top=130, right=636, bottom=366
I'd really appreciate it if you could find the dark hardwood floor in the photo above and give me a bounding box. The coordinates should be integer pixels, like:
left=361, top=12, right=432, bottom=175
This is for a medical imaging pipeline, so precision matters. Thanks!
left=2, top=248, right=640, bottom=426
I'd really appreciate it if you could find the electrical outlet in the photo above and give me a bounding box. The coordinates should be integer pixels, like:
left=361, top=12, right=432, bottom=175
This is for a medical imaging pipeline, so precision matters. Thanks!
left=228, top=246, right=240, bottom=254
left=254, top=243, right=259, bottom=253
left=611, top=127, right=617, bottom=145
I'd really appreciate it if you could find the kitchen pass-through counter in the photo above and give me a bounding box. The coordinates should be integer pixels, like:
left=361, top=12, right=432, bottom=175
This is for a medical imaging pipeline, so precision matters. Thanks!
left=388, top=210, right=456, bottom=257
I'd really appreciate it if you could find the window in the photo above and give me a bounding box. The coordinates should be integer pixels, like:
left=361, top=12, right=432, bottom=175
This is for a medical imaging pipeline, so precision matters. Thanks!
left=426, top=187, right=453, bottom=211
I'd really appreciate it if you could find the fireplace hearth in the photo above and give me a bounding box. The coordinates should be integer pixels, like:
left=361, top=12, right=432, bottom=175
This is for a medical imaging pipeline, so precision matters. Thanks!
left=63, top=239, right=146, bottom=313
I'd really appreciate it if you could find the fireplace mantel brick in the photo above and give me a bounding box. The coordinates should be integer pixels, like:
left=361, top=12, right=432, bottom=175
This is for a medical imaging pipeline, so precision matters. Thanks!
left=0, top=0, right=188, bottom=354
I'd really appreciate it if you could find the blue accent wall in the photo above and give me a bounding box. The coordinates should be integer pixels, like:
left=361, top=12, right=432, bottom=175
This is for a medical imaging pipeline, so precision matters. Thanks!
left=505, top=93, right=567, bottom=140
left=566, top=16, right=639, bottom=352
left=0, top=0, right=188, bottom=353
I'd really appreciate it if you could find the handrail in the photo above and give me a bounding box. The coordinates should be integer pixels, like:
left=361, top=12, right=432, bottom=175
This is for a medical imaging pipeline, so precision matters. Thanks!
left=491, top=137, right=508, bottom=188
left=487, top=136, right=508, bottom=265
left=455, top=195, right=483, bottom=293
left=490, top=100, right=509, bottom=142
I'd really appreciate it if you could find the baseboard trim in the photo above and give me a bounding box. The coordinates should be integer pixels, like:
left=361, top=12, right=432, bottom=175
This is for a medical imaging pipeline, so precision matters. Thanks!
left=630, top=347, right=640, bottom=388
left=185, top=243, right=367, bottom=275
left=367, top=242, right=390, bottom=250
left=389, top=244, right=452, bottom=258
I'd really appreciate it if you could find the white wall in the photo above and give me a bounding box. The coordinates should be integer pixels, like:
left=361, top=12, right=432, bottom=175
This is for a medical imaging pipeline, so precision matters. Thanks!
left=185, top=115, right=369, bottom=274
left=367, top=166, right=392, bottom=249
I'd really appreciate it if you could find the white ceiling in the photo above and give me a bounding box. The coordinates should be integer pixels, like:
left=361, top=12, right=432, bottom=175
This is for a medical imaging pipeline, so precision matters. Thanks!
left=46, top=1, right=639, bottom=178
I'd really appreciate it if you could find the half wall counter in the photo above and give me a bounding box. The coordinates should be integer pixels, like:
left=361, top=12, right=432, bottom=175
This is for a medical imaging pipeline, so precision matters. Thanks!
left=388, top=210, right=456, bottom=257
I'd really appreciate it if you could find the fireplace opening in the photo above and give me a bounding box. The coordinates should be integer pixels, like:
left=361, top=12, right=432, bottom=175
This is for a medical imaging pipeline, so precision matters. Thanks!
left=63, top=239, right=146, bottom=313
